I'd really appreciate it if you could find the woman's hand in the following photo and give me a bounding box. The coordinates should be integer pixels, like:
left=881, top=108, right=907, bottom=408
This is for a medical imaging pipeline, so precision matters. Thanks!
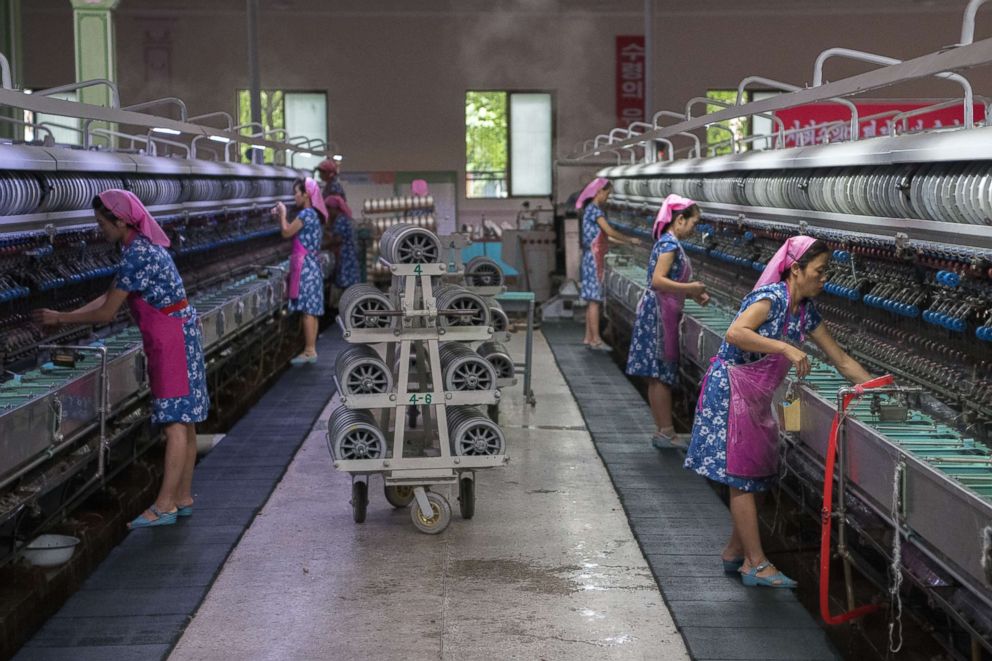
left=32, top=309, right=60, bottom=327
left=782, top=345, right=810, bottom=378
left=272, top=202, right=286, bottom=219
left=686, top=281, right=707, bottom=298
left=693, top=292, right=711, bottom=306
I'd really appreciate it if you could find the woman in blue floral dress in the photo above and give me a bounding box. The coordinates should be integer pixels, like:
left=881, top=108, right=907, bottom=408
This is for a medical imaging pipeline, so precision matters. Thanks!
left=34, top=190, right=209, bottom=529
left=576, top=178, right=634, bottom=350
left=324, top=194, right=361, bottom=289
left=625, top=196, right=708, bottom=449
left=684, top=237, right=871, bottom=588
left=276, top=178, right=327, bottom=365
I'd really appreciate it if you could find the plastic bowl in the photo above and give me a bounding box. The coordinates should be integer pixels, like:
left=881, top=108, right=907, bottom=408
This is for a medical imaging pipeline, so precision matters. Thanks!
left=22, top=534, right=80, bottom=568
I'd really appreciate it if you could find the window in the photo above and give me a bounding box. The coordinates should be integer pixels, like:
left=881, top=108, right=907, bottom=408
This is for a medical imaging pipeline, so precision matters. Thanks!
left=465, top=91, right=553, bottom=199
left=706, top=90, right=751, bottom=156
left=237, top=90, right=327, bottom=168
left=23, top=91, right=81, bottom=145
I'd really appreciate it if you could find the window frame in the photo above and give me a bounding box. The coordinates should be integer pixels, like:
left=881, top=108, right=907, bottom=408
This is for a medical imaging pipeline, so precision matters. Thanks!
left=465, top=89, right=556, bottom=200
left=236, top=88, right=329, bottom=163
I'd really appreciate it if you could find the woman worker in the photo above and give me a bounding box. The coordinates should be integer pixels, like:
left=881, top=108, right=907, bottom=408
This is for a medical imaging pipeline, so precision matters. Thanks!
left=324, top=194, right=361, bottom=289
left=34, top=190, right=209, bottom=529
left=275, top=178, right=328, bottom=365
left=577, top=178, right=634, bottom=350
left=626, top=195, right=709, bottom=449
left=317, top=159, right=346, bottom=200
left=684, top=236, right=872, bottom=587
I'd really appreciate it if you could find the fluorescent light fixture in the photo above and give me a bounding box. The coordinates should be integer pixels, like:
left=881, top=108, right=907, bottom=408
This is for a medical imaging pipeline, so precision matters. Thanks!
left=208, top=135, right=231, bottom=143
left=299, top=152, right=313, bottom=158
left=332, top=154, right=343, bottom=162
left=152, top=127, right=181, bottom=135
left=250, top=144, right=267, bottom=150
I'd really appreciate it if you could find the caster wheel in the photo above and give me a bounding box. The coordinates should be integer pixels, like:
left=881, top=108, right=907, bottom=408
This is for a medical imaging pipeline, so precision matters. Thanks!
left=351, top=480, right=368, bottom=523
left=410, top=491, right=451, bottom=534
left=458, top=477, right=475, bottom=520
left=384, top=484, right=415, bottom=508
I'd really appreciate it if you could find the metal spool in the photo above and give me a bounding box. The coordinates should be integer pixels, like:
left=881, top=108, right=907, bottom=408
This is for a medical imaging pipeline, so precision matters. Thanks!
left=446, top=406, right=505, bottom=456
left=489, top=303, right=509, bottom=333
left=475, top=341, right=514, bottom=379
left=439, top=342, right=497, bottom=391
left=378, top=222, right=440, bottom=264
left=434, top=284, right=490, bottom=328
left=335, top=345, right=393, bottom=395
left=326, top=408, right=388, bottom=460
left=338, top=283, right=395, bottom=330
left=464, top=256, right=505, bottom=288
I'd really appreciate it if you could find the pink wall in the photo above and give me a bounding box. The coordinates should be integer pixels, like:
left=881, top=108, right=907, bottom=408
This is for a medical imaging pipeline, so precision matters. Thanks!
left=19, top=1, right=992, bottom=226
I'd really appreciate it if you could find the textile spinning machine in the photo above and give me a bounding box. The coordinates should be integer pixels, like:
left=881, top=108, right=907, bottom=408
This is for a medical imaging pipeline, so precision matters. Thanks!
left=0, top=139, right=320, bottom=566
left=596, top=125, right=992, bottom=656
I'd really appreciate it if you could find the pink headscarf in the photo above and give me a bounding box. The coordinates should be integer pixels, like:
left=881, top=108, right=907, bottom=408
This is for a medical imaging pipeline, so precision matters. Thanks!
left=652, top=194, right=697, bottom=239
left=317, top=159, right=339, bottom=176
left=575, top=177, right=609, bottom=210
left=98, top=189, right=170, bottom=247
left=324, top=194, right=353, bottom=219
left=753, top=235, right=819, bottom=290
left=304, top=178, right=328, bottom=222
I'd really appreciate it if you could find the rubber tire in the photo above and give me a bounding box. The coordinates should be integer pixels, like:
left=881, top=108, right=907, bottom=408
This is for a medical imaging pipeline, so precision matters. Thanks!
left=410, top=491, right=451, bottom=534
left=351, top=480, right=368, bottom=524
left=384, top=484, right=416, bottom=508
left=458, top=477, right=475, bottom=520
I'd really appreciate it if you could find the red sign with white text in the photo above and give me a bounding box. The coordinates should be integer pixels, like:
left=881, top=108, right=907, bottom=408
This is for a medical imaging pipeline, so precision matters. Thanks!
left=772, top=102, right=986, bottom=147
left=616, top=36, right=645, bottom=128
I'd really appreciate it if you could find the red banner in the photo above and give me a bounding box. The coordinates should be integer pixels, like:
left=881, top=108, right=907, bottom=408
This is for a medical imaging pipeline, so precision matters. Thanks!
left=772, top=101, right=987, bottom=148
left=616, top=36, right=645, bottom=128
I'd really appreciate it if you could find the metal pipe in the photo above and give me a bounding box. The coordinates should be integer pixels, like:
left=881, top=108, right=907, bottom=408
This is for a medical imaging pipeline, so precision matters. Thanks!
left=123, top=96, right=188, bottom=121
left=147, top=134, right=192, bottom=158
left=686, top=96, right=786, bottom=148
left=624, top=122, right=674, bottom=162
left=0, top=51, right=12, bottom=89
left=90, top=127, right=156, bottom=155
left=961, top=0, right=992, bottom=45
left=892, top=97, right=989, bottom=134
left=652, top=111, right=702, bottom=157
left=812, top=47, right=975, bottom=129
left=736, top=75, right=859, bottom=140
left=644, top=0, right=653, bottom=121
left=189, top=110, right=234, bottom=129
left=247, top=0, right=262, bottom=164
left=0, top=116, right=54, bottom=143
left=36, top=79, right=122, bottom=149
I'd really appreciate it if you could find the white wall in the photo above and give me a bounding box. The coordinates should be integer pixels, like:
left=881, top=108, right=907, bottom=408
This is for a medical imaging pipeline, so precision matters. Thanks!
left=20, top=0, right=992, bottom=228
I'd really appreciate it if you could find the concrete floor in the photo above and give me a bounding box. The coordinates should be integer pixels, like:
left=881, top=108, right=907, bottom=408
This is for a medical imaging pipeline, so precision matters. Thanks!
left=169, top=330, right=688, bottom=661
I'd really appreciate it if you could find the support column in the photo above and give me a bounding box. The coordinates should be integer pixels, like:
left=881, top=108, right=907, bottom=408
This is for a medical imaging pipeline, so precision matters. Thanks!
left=0, top=0, right=22, bottom=139
left=71, top=0, right=120, bottom=144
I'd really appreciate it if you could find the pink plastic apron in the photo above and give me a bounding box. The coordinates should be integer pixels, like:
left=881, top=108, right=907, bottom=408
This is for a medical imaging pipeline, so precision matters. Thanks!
left=654, top=244, right=692, bottom=362
left=698, top=295, right=806, bottom=479
left=128, top=294, right=191, bottom=399
left=591, top=231, right=608, bottom=282
left=287, top=237, right=309, bottom=300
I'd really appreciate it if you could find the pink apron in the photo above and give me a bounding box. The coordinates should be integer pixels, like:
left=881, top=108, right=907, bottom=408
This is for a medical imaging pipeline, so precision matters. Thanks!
left=128, top=294, right=191, bottom=399
left=699, top=296, right=806, bottom=479
left=654, top=244, right=692, bottom=362
left=591, top=231, right=608, bottom=282
left=287, top=237, right=309, bottom=300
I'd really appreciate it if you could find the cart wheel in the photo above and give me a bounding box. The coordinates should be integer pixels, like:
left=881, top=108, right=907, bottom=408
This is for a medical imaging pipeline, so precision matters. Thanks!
left=458, top=477, right=475, bottom=520
left=410, top=491, right=451, bottom=534
left=384, top=484, right=415, bottom=508
left=351, top=480, right=368, bottom=523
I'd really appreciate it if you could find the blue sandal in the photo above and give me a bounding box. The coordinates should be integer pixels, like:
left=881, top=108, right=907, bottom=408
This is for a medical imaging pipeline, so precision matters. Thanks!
left=128, top=505, right=177, bottom=529
left=740, top=561, right=797, bottom=588
left=722, top=557, right=745, bottom=573
left=177, top=504, right=193, bottom=517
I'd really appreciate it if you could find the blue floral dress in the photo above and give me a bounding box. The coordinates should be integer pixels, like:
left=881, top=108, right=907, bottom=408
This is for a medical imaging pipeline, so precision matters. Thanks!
left=580, top=202, right=605, bottom=302
left=288, top=208, right=325, bottom=317
left=332, top=214, right=361, bottom=289
left=684, top=282, right=821, bottom=492
left=115, top=236, right=209, bottom=425
left=323, top=178, right=346, bottom=200
left=625, top=233, right=687, bottom=385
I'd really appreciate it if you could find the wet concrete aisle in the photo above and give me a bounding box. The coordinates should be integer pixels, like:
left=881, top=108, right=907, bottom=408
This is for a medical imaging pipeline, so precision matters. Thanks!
left=169, top=330, right=687, bottom=661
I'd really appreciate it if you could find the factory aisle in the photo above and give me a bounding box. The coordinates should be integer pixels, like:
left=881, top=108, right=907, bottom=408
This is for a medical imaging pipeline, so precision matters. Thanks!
left=169, top=331, right=688, bottom=661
